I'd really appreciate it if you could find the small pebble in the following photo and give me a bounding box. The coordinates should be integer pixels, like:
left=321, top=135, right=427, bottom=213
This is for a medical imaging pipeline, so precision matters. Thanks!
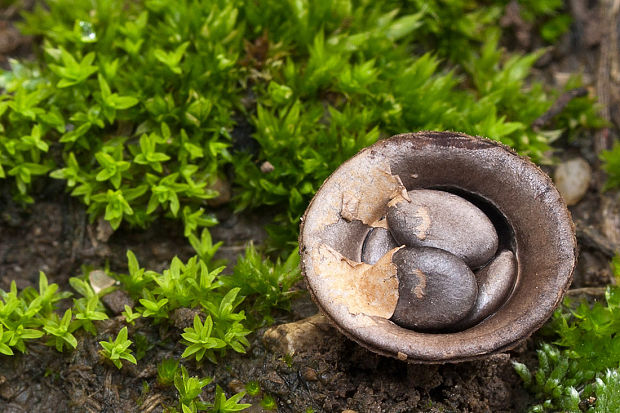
left=0, top=22, right=21, bottom=55
left=554, top=158, right=591, bottom=206
left=227, top=379, right=246, bottom=394
left=301, top=366, right=318, bottom=381
left=95, top=216, right=114, bottom=242
left=89, top=270, right=116, bottom=294
left=260, top=161, right=275, bottom=173
left=460, top=250, right=517, bottom=328
left=206, top=177, right=232, bottom=207
left=263, top=314, right=336, bottom=355
left=170, top=307, right=202, bottom=330
left=0, top=379, right=14, bottom=400
left=390, top=247, right=477, bottom=331
left=361, top=227, right=399, bottom=264
left=387, top=189, right=498, bottom=268
left=101, top=290, right=133, bottom=315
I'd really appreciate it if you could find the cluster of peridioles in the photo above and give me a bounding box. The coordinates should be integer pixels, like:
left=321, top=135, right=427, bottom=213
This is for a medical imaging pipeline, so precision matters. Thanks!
left=361, top=189, right=516, bottom=332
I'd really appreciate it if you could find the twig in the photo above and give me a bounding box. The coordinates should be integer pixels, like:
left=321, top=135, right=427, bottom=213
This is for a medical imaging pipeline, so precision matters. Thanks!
left=0, top=5, right=19, bottom=19
left=612, top=0, right=620, bottom=83
left=532, top=87, right=588, bottom=130
left=575, top=220, right=620, bottom=259
left=141, top=394, right=164, bottom=413
left=594, top=0, right=620, bottom=154
left=566, top=287, right=607, bottom=298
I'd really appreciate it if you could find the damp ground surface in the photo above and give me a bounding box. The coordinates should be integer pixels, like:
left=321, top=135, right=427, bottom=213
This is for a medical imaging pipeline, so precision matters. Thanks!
left=1, top=184, right=615, bottom=413
left=0, top=188, right=538, bottom=413
left=1, top=1, right=620, bottom=413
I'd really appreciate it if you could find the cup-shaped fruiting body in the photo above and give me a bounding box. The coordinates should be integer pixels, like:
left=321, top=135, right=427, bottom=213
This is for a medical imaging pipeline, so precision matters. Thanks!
left=299, top=131, right=576, bottom=363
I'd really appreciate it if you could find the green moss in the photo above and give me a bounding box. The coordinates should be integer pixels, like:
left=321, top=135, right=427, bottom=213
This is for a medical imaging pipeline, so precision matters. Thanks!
left=601, top=142, right=620, bottom=190
left=514, top=256, right=620, bottom=412
left=0, top=0, right=600, bottom=247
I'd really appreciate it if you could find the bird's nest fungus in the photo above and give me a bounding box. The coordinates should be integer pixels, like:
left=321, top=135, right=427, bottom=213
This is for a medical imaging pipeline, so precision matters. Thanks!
left=299, top=131, right=576, bottom=363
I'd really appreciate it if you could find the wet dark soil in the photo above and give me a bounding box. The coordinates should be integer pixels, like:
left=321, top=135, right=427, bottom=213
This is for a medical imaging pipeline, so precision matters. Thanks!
left=1, top=1, right=620, bottom=412
left=1, top=164, right=617, bottom=413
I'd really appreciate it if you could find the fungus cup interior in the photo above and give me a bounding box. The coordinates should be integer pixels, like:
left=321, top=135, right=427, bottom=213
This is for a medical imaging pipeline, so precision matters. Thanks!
left=299, top=131, right=576, bottom=363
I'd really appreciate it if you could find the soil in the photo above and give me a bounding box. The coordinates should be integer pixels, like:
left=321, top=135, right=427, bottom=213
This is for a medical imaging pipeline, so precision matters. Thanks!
left=1, top=1, right=620, bottom=412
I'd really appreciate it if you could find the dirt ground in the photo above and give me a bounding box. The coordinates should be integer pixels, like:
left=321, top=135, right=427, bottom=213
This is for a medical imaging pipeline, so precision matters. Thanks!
left=0, top=185, right=538, bottom=413
left=1, top=1, right=620, bottom=412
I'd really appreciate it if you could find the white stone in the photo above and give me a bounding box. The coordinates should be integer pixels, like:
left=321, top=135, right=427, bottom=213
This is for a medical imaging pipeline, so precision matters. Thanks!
left=554, top=158, right=591, bottom=206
